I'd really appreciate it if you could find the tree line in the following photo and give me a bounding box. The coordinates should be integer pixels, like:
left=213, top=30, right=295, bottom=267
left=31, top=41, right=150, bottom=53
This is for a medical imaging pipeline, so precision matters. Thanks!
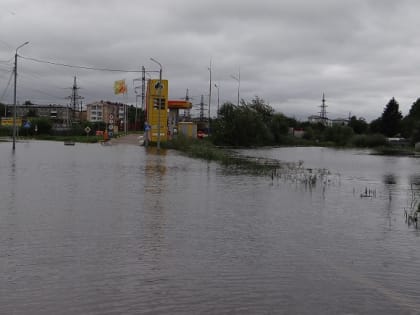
left=2, top=96, right=419, bottom=147
left=210, top=96, right=420, bottom=147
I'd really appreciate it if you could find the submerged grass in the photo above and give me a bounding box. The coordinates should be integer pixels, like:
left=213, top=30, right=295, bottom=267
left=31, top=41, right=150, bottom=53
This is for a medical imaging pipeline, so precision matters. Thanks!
left=163, top=135, right=334, bottom=182
left=163, top=136, right=233, bottom=164
left=163, top=136, right=341, bottom=190
left=163, top=135, right=277, bottom=174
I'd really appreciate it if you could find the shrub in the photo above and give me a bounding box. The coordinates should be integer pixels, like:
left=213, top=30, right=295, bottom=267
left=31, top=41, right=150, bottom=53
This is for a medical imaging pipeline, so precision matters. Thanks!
left=351, top=134, right=387, bottom=147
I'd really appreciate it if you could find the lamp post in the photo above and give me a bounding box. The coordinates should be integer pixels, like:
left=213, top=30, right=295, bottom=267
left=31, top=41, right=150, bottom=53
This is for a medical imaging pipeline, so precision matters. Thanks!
left=150, top=57, right=162, bottom=151
left=230, top=69, right=240, bottom=106
left=214, top=83, right=220, bottom=118
left=13, top=41, right=29, bottom=150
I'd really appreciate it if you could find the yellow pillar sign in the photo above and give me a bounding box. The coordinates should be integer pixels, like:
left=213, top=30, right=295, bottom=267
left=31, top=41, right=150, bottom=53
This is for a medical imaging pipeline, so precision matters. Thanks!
left=146, top=79, right=168, bottom=142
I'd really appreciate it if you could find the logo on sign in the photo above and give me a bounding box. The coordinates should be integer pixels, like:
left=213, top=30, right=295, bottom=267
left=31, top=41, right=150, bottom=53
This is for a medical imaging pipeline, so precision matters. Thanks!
left=154, top=81, right=164, bottom=90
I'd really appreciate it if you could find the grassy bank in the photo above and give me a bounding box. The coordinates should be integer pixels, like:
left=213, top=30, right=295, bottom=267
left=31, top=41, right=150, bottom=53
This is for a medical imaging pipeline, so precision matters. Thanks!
left=163, top=136, right=339, bottom=189
left=163, top=136, right=290, bottom=175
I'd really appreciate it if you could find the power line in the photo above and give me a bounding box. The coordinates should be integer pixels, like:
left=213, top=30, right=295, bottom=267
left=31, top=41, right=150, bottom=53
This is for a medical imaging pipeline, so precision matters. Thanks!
left=0, top=56, right=14, bottom=64
left=0, top=68, right=13, bottom=74
left=0, top=63, right=13, bottom=71
left=20, top=55, right=143, bottom=73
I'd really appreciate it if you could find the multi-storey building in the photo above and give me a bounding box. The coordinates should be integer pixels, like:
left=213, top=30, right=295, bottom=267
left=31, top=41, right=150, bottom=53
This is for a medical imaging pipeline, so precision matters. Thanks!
left=86, top=101, right=125, bottom=123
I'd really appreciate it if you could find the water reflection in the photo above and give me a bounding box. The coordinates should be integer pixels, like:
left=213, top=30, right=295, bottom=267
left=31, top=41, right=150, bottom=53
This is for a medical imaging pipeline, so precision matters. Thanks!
left=5, top=151, right=17, bottom=211
left=144, top=147, right=167, bottom=195
left=409, top=174, right=420, bottom=187
left=141, top=147, right=168, bottom=273
left=383, top=173, right=397, bottom=185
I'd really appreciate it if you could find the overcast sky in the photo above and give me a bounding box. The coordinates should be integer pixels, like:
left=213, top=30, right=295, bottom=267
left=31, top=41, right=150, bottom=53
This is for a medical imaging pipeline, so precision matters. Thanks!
left=1, top=0, right=420, bottom=121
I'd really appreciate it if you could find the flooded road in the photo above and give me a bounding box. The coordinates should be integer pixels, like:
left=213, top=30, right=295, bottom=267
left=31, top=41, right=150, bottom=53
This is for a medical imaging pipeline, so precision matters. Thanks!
left=1, top=141, right=420, bottom=314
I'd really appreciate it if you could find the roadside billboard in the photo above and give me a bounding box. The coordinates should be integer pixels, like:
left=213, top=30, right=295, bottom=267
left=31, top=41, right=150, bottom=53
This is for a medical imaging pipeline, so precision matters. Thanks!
left=1, top=117, right=22, bottom=127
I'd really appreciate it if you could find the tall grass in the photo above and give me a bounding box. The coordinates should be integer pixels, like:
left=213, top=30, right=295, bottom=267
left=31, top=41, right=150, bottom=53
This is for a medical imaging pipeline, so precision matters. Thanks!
left=163, top=136, right=231, bottom=163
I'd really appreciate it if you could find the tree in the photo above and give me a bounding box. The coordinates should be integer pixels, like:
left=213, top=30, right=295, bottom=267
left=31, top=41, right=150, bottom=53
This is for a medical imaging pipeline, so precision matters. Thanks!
left=380, top=97, right=402, bottom=137
left=0, top=102, right=5, bottom=116
left=212, top=98, right=275, bottom=146
left=401, top=98, right=420, bottom=139
left=28, top=117, right=52, bottom=135
left=235, top=105, right=272, bottom=145
left=212, top=102, right=237, bottom=145
left=324, top=125, right=354, bottom=145
left=249, top=96, right=274, bottom=122
left=410, top=121, right=420, bottom=144
left=270, top=113, right=289, bottom=142
left=348, top=116, right=368, bottom=134
left=369, top=117, right=382, bottom=134
left=407, top=98, right=420, bottom=119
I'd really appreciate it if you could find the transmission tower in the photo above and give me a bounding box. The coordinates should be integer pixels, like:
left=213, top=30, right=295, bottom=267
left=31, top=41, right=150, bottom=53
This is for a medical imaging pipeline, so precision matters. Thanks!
left=66, top=76, right=84, bottom=122
left=319, top=93, right=328, bottom=123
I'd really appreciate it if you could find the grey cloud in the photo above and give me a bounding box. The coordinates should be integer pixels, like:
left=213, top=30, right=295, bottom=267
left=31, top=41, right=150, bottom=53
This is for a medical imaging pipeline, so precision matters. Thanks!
left=1, top=0, right=420, bottom=121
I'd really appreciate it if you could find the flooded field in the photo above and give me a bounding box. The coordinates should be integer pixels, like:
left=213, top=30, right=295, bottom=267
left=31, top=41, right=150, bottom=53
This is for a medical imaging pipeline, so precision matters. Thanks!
left=1, top=141, right=420, bottom=314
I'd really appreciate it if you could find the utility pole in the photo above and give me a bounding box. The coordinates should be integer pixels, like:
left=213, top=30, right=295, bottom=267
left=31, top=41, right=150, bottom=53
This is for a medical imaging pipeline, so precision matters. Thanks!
left=13, top=41, right=29, bottom=151
left=141, top=66, right=146, bottom=111
left=214, top=83, right=220, bottom=118
left=132, top=66, right=147, bottom=131
left=231, top=67, right=240, bottom=106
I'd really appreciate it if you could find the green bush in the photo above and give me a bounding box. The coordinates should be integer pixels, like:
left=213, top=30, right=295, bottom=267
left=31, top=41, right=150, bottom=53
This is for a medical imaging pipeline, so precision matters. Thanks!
left=351, top=134, right=387, bottom=147
left=0, top=127, right=11, bottom=137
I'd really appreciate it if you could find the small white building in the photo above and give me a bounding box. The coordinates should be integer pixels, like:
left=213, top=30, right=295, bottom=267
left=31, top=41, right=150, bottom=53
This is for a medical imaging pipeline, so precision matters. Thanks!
left=331, top=118, right=349, bottom=126
left=308, top=115, right=332, bottom=126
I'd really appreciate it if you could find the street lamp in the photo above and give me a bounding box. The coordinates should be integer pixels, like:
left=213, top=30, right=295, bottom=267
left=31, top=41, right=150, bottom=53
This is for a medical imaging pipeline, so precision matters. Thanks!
left=230, top=69, right=240, bottom=106
left=150, top=57, right=162, bottom=151
left=214, top=83, right=220, bottom=118
left=13, top=41, right=29, bottom=150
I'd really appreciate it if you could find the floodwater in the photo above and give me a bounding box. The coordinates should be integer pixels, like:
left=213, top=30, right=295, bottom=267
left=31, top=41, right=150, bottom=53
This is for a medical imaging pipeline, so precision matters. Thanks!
left=1, top=141, right=420, bottom=314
